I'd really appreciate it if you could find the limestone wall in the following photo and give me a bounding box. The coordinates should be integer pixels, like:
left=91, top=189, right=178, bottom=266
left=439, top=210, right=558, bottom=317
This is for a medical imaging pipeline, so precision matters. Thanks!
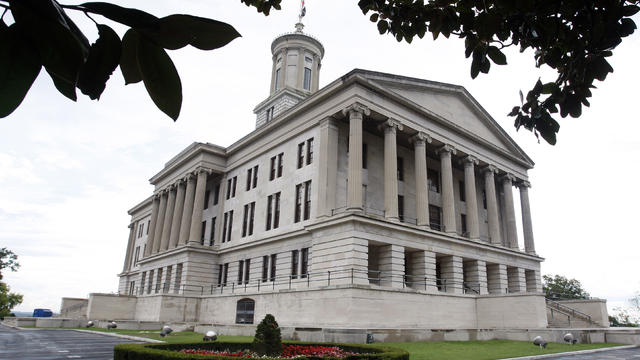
left=476, top=293, right=548, bottom=328
left=87, top=293, right=137, bottom=320
left=59, top=297, right=88, bottom=320
left=555, top=299, right=609, bottom=327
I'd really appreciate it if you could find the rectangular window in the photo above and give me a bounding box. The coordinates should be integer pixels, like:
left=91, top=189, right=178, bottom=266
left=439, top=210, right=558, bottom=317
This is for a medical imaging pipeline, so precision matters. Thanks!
left=429, top=205, right=441, bottom=231
left=242, top=202, right=255, bottom=237
left=217, top=264, right=223, bottom=286
left=133, top=246, right=140, bottom=267
left=165, top=266, right=172, bottom=294
left=262, top=256, right=269, bottom=282
left=204, top=190, right=210, bottom=209
left=138, top=223, right=144, bottom=238
left=148, top=270, right=154, bottom=294
left=227, top=210, right=233, bottom=241
left=363, top=143, right=368, bottom=169
left=306, top=138, right=314, bottom=165
left=232, top=176, right=237, bottom=197
left=459, top=180, right=466, bottom=202
left=398, top=195, right=405, bottom=222
left=301, top=248, right=309, bottom=278
left=249, top=202, right=255, bottom=235
left=291, top=250, right=299, bottom=279
left=209, top=217, right=216, bottom=245
left=461, top=214, right=468, bottom=236
left=155, top=268, right=162, bottom=293
left=274, top=192, right=280, bottom=229
left=226, top=178, right=232, bottom=199
left=222, top=212, right=228, bottom=243
left=266, top=106, right=274, bottom=122
left=244, top=259, right=251, bottom=284
left=397, top=157, right=404, bottom=181
left=174, top=263, right=182, bottom=294
left=213, top=184, right=220, bottom=205
left=238, top=260, right=244, bottom=284
left=140, top=272, right=146, bottom=295
left=129, top=281, right=136, bottom=295
left=200, top=221, right=206, bottom=244
left=269, top=156, right=276, bottom=181
left=275, top=68, right=281, bottom=90
left=428, top=170, right=440, bottom=193
left=146, top=220, right=150, bottom=234
left=303, top=67, right=312, bottom=90
left=304, top=180, right=312, bottom=220
left=252, top=165, right=258, bottom=188
left=295, top=183, right=303, bottom=223
left=270, top=254, right=277, bottom=281
left=223, top=263, right=229, bottom=286
left=297, top=142, right=304, bottom=169
left=277, top=153, right=284, bottom=177
left=266, top=195, right=273, bottom=231
left=246, top=168, right=252, bottom=191
left=242, top=204, right=249, bottom=237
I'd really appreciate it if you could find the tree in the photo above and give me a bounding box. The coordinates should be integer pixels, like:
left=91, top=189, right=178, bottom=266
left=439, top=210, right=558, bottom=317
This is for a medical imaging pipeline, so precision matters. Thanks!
left=253, top=313, right=282, bottom=356
left=542, top=274, right=590, bottom=300
left=0, top=247, right=22, bottom=319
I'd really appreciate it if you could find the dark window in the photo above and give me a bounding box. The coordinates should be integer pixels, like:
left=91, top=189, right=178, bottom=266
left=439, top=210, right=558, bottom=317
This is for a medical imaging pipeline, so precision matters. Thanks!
left=244, top=259, right=251, bottom=284
left=236, top=298, right=255, bottom=324
left=232, top=176, right=237, bottom=197
left=303, top=180, right=312, bottom=220
left=266, top=195, right=273, bottom=231
left=429, top=205, right=441, bottom=231
left=252, top=165, right=258, bottom=188
left=295, top=183, right=303, bottom=223
left=213, top=184, right=220, bottom=205
left=461, top=214, right=468, bottom=236
left=238, top=260, right=244, bottom=284
left=436, top=260, right=443, bottom=291
left=275, top=68, right=281, bottom=90
left=242, top=204, right=249, bottom=237
left=303, top=67, right=312, bottom=90
left=397, top=157, right=404, bottom=181
left=146, top=220, right=150, bottom=234
left=270, top=254, right=277, bottom=281
left=218, top=264, right=223, bottom=286
left=209, top=217, right=216, bottom=245
left=226, top=178, right=232, bottom=199
left=297, top=142, right=304, bottom=169
left=138, top=223, right=144, bottom=238
left=223, top=210, right=233, bottom=242
left=266, top=107, right=274, bottom=122
left=174, top=264, right=182, bottom=294
left=428, top=170, right=440, bottom=193
left=398, top=195, right=405, bottom=222
left=301, top=248, right=309, bottom=278
left=262, top=256, right=269, bottom=282
left=277, top=153, right=284, bottom=177
left=222, top=212, right=228, bottom=243
left=223, top=263, right=229, bottom=286
left=249, top=202, right=255, bottom=236
left=147, top=270, right=154, bottom=294
left=306, top=138, right=314, bottom=165
left=200, top=221, right=206, bottom=244
left=155, top=268, right=162, bottom=293
left=228, top=210, right=233, bottom=241
left=274, top=192, right=280, bottom=229
left=204, top=190, right=210, bottom=209
left=363, top=143, right=368, bottom=169
left=269, top=156, right=276, bottom=181
left=482, top=190, right=487, bottom=209
left=291, top=250, right=299, bottom=279
left=246, top=168, right=252, bottom=191
left=459, top=181, right=466, bottom=202
left=133, top=246, right=140, bottom=267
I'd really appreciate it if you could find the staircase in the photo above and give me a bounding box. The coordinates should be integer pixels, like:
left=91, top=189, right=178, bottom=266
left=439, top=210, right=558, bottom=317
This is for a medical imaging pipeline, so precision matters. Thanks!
left=546, top=299, right=605, bottom=328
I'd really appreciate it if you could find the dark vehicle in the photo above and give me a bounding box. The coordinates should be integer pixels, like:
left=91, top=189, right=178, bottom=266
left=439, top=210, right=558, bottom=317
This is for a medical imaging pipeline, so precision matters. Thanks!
left=32, top=309, right=53, bottom=317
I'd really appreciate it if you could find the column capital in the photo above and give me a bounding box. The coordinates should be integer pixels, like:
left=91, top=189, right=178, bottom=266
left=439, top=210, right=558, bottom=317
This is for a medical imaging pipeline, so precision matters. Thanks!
left=378, top=118, right=403, bottom=133
left=193, top=167, right=212, bottom=176
left=153, top=192, right=162, bottom=200
left=437, top=144, right=457, bottom=156
left=500, top=173, right=517, bottom=183
left=342, top=102, right=371, bottom=118
left=463, top=155, right=479, bottom=167
left=410, top=131, right=432, bottom=146
left=128, top=223, right=135, bottom=229
left=173, top=178, right=185, bottom=187
left=518, top=180, right=531, bottom=188
left=481, top=164, right=499, bottom=175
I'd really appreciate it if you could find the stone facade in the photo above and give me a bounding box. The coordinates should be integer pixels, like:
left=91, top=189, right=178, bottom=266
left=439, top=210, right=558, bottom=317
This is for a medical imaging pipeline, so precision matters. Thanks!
left=113, top=24, right=547, bottom=331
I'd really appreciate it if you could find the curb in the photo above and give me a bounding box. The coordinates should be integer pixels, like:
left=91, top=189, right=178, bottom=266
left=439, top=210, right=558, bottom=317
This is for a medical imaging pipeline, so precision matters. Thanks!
left=72, top=329, right=165, bottom=343
left=501, top=344, right=640, bottom=359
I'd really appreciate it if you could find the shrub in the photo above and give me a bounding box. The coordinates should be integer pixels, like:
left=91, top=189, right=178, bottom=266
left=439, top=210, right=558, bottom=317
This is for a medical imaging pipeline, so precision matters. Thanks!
left=252, top=314, right=282, bottom=356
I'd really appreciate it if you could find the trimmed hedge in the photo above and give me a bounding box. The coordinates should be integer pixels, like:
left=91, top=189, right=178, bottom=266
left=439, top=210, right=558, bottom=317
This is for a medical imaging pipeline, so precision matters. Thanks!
left=114, top=341, right=409, bottom=360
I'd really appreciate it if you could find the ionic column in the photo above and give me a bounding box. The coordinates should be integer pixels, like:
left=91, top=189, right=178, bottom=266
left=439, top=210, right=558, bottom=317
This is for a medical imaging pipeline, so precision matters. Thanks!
left=342, top=103, right=370, bottom=211
left=280, top=48, right=288, bottom=87
left=159, top=185, right=176, bottom=251
left=483, top=166, right=502, bottom=245
left=380, top=119, right=403, bottom=220
left=519, top=181, right=536, bottom=254
left=316, top=117, right=338, bottom=217
left=188, top=169, right=209, bottom=244
left=144, top=196, right=160, bottom=257
left=169, top=180, right=186, bottom=249
left=438, top=145, right=457, bottom=234
left=152, top=191, right=168, bottom=254
left=269, top=54, right=277, bottom=93
left=179, top=174, right=196, bottom=245
left=122, top=223, right=135, bottom=272
left=501, top=174, right=519, bottom=249
left=463, top=156, right=480, bottom=240
left=411, top=132, right=432, bottom=227
left=297, top=46, right=305, bottom=88
left=312, top=55, right=320, bottom=92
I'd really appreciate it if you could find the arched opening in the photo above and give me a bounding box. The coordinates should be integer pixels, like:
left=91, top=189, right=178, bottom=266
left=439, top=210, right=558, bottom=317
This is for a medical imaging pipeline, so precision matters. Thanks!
left=236, top=298, right=255, bottom=324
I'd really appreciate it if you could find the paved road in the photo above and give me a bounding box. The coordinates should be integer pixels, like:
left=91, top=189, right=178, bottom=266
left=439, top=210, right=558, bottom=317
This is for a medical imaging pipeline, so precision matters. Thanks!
left=544, top=346, right=640, bottom=360
left=0, top=324, right=141, bottom=360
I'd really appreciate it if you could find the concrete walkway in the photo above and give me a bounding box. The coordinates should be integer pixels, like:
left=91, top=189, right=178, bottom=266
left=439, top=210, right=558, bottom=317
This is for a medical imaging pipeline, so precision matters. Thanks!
left=0, top=324, right=141, bottom=360
left=543, top=346, right=640, bottom=359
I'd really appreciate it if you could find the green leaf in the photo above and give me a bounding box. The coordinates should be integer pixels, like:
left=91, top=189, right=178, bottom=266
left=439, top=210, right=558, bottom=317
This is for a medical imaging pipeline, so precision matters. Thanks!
left=486, top=46, right=507, bottom=65
left=370, top=13, right=379, bottom=22
left=120, top=29, right=142, bottom=85
left=507, top=106, right=520, bottom=117
left=141, top=15, right=241, bottom=51
left=80, top=2, right=158, bottom=28
left=78, top=24, right=122, bottom=100
left=0, top=23, right=42, bottom=117
left=46, top=68, right=77, bottom=101
left=536, top=112, right=559, bottom=145
left=137, top=38, right=182, bottom=120
left=377, top=20, right=388, bottom=34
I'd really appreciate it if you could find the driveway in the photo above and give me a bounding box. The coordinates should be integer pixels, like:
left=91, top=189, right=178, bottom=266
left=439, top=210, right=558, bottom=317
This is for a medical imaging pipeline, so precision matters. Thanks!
left=542, top=346, right=640, bottom=359
left=0, top=324, right=141, bottom=360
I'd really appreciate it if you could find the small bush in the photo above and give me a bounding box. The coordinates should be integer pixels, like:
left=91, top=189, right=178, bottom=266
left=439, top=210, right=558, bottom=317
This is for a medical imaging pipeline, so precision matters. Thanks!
left=252, top=314, right=282, bottom=356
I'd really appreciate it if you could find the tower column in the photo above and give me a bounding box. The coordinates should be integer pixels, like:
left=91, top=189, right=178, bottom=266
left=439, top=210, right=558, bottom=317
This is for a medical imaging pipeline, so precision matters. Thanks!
left=188, top=168, right=209, bottom=244
left=501, top=174, right=519, bottom=249
left=411, top=132, right=431, bottom=227
left=438, top=145, right=457, bottom=234
left=144, top=196, right=160, bottom=257
left=483, top=166, right=502, bottom=245
left=159, top=185, right=176, bottom=251
left=152, top=191, right=168, bottom=254
left=381, top=119, right=403, bottom=220
left=179, top=174, right=196, bottom=245
left=312, top=55, right=320, bottom=92
left=519, top=181, right=536, bottom=254
left=169, top=180, right=185, bottom=249
left=463, top=156, right=480, bottom=240
left=297, top=46, right=305, bottom=88
left=342, top=103, right=370, bottom=211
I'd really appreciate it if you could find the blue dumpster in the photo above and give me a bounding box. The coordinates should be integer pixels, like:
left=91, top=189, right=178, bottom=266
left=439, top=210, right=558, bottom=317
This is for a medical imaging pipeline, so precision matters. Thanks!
left=32, top=308, right=53, bottom=317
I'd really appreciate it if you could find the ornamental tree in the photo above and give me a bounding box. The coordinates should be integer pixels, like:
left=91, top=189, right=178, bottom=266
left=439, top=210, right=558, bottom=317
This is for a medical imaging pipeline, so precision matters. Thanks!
left=0, top=248, right=23, bottom=319
left=543, top=274, right=590, bottom=300
left=253, top=313, right=282, bottom=356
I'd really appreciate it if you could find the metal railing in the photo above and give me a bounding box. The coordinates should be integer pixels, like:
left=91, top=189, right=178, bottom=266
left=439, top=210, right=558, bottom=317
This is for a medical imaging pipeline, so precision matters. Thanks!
left=546, top=299, right=598, bottom=327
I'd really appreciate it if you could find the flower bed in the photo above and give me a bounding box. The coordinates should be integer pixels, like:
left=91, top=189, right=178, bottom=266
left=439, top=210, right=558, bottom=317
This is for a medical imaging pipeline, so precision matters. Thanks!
left=114, top=341, right=409, bottom=360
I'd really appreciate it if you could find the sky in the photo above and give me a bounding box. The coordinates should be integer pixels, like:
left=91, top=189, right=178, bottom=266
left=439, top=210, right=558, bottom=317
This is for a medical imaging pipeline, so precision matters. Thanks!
left=1, top=1, right=639, bottom=317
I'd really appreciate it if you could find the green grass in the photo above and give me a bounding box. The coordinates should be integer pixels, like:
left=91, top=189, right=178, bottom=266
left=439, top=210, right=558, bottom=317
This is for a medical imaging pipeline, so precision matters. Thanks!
left=376, top=340, right=621, bottom=360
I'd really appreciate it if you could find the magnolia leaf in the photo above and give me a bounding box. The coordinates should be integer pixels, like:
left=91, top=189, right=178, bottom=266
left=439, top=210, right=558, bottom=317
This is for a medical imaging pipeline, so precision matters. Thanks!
left=81, top=2, right=158, bottom=28
left=137, top=38, right=182, bottom=120
left=78, top=24, right=122, bottom=100
left=120, top=29, right=142, bottom=85
left=141, top=15, right=241, bottom=51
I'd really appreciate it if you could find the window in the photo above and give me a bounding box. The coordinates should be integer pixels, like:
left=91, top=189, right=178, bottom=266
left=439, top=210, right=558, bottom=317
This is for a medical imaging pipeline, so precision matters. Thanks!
left=303, top=67, right=312, bottom=90
left=138, top=223, right=144, bottom=238
left=275, top=68, right=281, bottom=90
left=217, top=264, right=223, bottom=286
left=133, top=246, right=140, bottom=267
left=155, top=268, right=162, bottom=293
left=266, top=106, right=274, bottom=122
left=252, top=165, right=258, bottom=188
left=238, top=260, right=244, bottom=284
left=223, top=263, right=229, bottom=286
left=428, top=170, right=440, bottom=193
left=209, top=217, right=216, bottom=245
left=301, top=248, right=309, bottom=278
left=482, top=190, right=487, bottom=209
left=129, top=281, right=135, bottom=295
left=277, top=153, right=283, bottom=177
left=262, top=256, right=269, bottom=282
left=295, top=181, right=311, bottom=223
left=398, top=195, right=405, bottom=222
left=140, top=272, right=146, bottom=295
left=397, top=157, right=404, bottom=181
left=269, top=153, right=284, bottom=180
left=226, top=178, right=232, bottom=199
left=147, top=270, right=153, bottom=294
left=174, top=263, right=182, bottom=294
left=273, top=192, right=280, bottom=229
left=244, top=259, right=251, bottom=284
left=270, top=156, right=276, bottom=180
left=266, top=192, right=281, bottom=231
left=213, top=184, right=220, bottom=205
left=429, top=205, right=441, bottom=231
left=270, top=254, right=277, bottom=281
left=204, top=190, right=210, bottom=209
left=295, top=183, right=303, bottom=223
left=246, top=168, right=252, bottom=191
left=266, top=195, right=273, bottom=231
left=236, top=298, right=255, bottom=324
left=165, top=266, right=172, bottom=294
left=459, top=181, right=466, bottom=202
left=226, top=176, right=237, bottom=198
left=306, top=138, right=314, bottom=165
left=297, top=142, right=304, bottom=169
left=291, top=250, right=299, bottom=279
left=146, top=220, right=150, bottom=234
left=242, top=202, right=256, bottom=237
left=304, top=180, right=311, bottom=220
left=461, top=214, right=468, bottom=236
left=200, top=221, right=206, bottom=244
left=363, top=143, right=368, bottom=169
left=222, top=210, right=233, bottom=242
